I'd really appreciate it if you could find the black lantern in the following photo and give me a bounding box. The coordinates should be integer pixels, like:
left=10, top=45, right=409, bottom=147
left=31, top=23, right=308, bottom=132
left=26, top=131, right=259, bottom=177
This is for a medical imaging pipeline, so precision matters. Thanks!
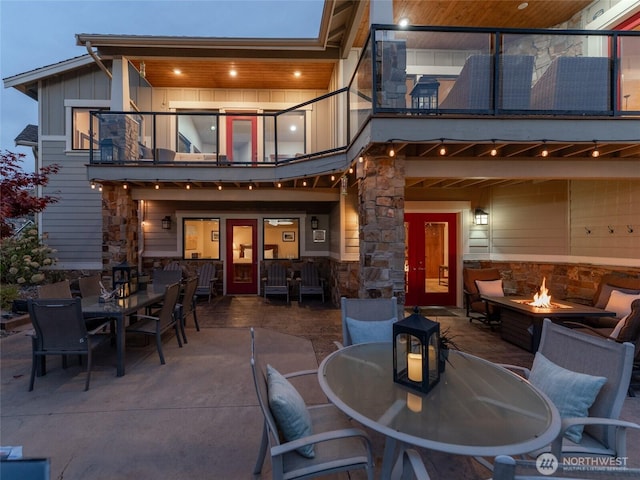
left=393, top=307, right=441, bottom=393
left=410, top=76, right=440, bottom=111
left=112, top=261, right=136, bottom=298
left=100, top=138, right=118, bottom=162
left=310, top=216, right=319, bottom=230
left=162, top=216, right=172, bottom=230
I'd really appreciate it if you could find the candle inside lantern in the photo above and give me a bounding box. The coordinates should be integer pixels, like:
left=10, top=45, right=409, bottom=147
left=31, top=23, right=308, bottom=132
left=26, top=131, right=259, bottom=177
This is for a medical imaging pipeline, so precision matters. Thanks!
left=407, top=353, right=422, bottom=382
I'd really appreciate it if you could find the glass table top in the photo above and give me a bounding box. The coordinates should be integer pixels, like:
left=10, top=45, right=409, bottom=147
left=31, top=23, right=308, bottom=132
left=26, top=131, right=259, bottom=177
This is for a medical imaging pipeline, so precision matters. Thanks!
left=318, top=342, right=560, bottom=456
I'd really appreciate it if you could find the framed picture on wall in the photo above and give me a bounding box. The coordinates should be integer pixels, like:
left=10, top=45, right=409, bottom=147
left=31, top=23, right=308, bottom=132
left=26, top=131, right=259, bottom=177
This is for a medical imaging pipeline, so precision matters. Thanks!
left=211, top=231, right=219, bottom=241
left=312, top=230, right=326, bottom=242
left=282, top=231, right=295, bottom=242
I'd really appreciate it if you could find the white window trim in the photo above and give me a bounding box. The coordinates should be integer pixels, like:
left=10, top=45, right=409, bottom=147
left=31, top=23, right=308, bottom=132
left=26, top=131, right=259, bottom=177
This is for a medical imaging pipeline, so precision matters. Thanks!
left=64, top=100, right=110, bottom=152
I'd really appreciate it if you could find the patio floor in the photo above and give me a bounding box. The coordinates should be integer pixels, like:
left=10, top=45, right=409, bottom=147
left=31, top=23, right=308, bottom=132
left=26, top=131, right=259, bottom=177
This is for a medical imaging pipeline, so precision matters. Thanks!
left=1, top=295, right=638, bottom=479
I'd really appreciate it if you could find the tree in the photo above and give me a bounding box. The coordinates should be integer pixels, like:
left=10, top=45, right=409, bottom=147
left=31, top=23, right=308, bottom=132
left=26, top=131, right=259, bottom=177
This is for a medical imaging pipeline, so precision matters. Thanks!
left=0, top=150, right=60, bottom=238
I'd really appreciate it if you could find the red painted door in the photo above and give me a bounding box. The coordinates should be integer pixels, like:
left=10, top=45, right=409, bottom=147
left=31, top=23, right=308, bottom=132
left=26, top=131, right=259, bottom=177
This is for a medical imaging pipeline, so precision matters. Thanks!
left=404, top=213, right=457, bottom=306
left=226, top=219, right=258, bottom=295
left=225, top=115, right=257, bottom=163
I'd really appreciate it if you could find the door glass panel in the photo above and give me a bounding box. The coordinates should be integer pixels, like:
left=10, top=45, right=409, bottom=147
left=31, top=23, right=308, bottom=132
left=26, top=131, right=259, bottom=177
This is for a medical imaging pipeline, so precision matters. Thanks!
left=232, top=225, right=253, bottom=284
left=232, top=119, right=253, bottom=161
left=424, top=222, right=448, bottom=294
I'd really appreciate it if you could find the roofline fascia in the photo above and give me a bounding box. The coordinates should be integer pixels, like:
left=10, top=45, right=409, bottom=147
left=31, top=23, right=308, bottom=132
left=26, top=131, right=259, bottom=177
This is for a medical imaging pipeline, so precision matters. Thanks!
left=3, top=55, right=96, bottom=88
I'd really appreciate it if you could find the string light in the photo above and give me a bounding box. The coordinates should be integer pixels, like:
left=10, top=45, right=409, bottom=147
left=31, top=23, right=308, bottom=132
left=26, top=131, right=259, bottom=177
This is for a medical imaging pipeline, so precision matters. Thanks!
left=277, top=182, right=282, bottom=188
left=349, top=166, right=354, bottom=174
left=123, top=183, right=128, bottom=190
left=155, top=183, right=160, bottom=190
left=490, top=141, right=497, bottom=157
left=439, top=140, right=446, bottom=156
left=541, top=141, right=549, bottom=157
left=359, top=156, right=364, bottom=163
left=91, top=182, right=96, bottom=189
left=388, top=144, right=395, bottom=157
left=592, top=141, right=600, bottom=158
left=186, top=183, right=191, bottom=190
left=218, top=185, right=223, bottom=191
left=98, top=184, right=103, bottom=192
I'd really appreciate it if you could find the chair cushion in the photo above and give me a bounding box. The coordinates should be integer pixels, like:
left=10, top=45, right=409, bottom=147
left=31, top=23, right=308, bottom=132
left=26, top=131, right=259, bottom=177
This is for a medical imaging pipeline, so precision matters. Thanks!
left=346, top=316, right=397, bottom=344
left=529, top=352, right=606, bottom=443
left=617, top=300, right=640, bottom=343
left=594, top=282, right=640, bottom=309
left=605, top=290, right=640, bottom=319
left=266, top=364, right=315, bottom=458
left=610, top=316, right=627, bottom=339
left=475, top=279, right=504, bottom=297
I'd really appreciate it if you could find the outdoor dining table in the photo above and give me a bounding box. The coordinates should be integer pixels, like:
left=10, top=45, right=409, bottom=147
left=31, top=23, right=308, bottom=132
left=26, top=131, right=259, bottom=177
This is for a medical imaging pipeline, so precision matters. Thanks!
left=81, top=289, right=165, bottom=377
left=318, top=342, right=561, bottom=478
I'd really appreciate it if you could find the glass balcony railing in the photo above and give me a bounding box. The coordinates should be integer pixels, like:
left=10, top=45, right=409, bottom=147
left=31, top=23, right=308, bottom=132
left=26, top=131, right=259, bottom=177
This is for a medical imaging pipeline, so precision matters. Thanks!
left=90, top=26, right=639, bottom=165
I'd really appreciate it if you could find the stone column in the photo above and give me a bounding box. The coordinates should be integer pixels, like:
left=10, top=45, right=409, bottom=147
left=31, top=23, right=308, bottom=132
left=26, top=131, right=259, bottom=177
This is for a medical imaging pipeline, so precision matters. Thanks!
left=102, top=185, right=139, bottom=276
left=358, top=154, right=405, bottom=304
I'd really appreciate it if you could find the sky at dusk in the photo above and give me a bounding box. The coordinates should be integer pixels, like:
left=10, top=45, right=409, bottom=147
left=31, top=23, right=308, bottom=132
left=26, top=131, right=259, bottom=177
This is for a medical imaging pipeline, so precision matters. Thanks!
left=0, top=0, right=324, bottom=169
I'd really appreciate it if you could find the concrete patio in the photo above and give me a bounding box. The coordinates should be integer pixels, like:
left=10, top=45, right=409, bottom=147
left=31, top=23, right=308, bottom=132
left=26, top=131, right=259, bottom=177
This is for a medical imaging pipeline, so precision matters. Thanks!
left=1, top=295, right=638, bottom=479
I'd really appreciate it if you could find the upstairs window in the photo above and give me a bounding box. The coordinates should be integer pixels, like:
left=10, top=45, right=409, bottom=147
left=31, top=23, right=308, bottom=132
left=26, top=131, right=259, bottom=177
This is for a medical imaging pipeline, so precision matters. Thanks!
left=72, top=107, right=108, bottom=150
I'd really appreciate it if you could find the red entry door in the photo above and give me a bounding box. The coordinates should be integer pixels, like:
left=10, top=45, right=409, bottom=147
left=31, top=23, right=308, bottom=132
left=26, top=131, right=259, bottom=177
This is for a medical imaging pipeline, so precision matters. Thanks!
left=226, top=115, right=257, bottom=163
left=404, top=213, right=457, bottom=306
left=226, top=219, right=258, bottom=295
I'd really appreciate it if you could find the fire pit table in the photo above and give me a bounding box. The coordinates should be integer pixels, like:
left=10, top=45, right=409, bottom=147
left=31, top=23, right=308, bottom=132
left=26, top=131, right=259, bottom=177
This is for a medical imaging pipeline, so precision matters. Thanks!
left=481, top=296, right=616, bottom=352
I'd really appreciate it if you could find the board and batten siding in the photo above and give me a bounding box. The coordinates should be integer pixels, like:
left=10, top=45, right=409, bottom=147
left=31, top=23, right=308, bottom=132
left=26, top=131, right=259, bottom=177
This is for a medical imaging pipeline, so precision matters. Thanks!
left=490, top=181, right=570, bottom=255
left=40, top=141, right=103, bottom=269
left=570, top=180, right=640, bottom=259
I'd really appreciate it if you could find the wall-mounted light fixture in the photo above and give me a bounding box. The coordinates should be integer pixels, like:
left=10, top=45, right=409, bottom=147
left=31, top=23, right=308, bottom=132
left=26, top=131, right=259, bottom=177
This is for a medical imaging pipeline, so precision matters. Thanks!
left=474, top=208, right=489, bottom=225
left=162, top=216, right=172, bottom=230
left=341, top=176, right=348, bottom=195
left=310, top=216, right=319, bottom=230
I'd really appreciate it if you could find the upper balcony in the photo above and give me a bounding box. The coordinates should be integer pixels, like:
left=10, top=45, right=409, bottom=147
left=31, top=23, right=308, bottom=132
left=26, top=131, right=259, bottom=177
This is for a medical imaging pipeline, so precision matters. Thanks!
left=87, top=26, right=640, bottom=186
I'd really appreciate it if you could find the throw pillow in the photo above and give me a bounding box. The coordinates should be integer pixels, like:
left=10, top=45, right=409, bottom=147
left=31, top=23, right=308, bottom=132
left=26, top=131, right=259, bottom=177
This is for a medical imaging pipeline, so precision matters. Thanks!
left=617, top=299, right=640, bottom=343
left=610, top=315, right=627, bottom=339
left=346, top=316, right=397, bottom=344
left=529, top=353, right=606, bottom=443
left=475, top=279, right=504, bottom=297
left=594, top=284, right=640, bottom=309
left=605, top=290, right=640, bottom=319
left=266, top=364, right=315, bottom=458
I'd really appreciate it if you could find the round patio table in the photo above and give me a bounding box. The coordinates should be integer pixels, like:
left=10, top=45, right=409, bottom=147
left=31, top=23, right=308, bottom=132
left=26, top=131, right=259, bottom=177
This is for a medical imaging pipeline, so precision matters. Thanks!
left=318, top=342, right=560, bottom=478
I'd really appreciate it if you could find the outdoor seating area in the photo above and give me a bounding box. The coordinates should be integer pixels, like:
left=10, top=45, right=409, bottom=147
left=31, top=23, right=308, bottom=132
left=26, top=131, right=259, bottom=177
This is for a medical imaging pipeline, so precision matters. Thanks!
left=2, top=295, right=639, bottom=479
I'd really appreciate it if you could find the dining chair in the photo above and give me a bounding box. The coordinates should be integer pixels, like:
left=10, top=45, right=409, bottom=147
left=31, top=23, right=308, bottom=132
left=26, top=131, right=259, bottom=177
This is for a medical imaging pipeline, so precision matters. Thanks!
left=195, top=262, right=216, bottom=302
left=36, top=280, right=72, bottom=299
left=0, top=458, right=50, bottom=480
left=126, top=282, right=182, bottom=365
left=78, top=274, right=102, bottom=297
left=250, top=328, right=374, bottom=480
left=503, top=319, right=640, bottom=462
left=339, top=296, right=398, bottom=348
left=28, top=298, right=110, bottom=391
left=262, top=263, right=290, bottom=304
left=179, top=276, right=200, bottom=335
left=297, top=262, right=325, bottom=303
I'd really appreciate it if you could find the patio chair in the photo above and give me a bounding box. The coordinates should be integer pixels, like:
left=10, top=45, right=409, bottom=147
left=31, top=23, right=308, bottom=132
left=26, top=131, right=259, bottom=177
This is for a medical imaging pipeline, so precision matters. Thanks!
left=263, top=263, right=290, bottom=304
left=250, top=328, right=375, bottom=480
left=462, top=267, right=503, bottom=330
left=298, top=262, right=325, bottom=303
left=28, top=298, right=110, bottom=391
left=195, top=262, right=216, bottom=302
left=0, top=458, right=50, bottom=480
left=505, top=319, right=640, bottom=462
left=78, top=274, right=102, bottom=297
left=126, top=282, right=182, bottom=365
left=179, top=276, right=200, bottom=336
left=339, top=296, right=398, bottom=348
left=37, top=280, right=72, bottom=299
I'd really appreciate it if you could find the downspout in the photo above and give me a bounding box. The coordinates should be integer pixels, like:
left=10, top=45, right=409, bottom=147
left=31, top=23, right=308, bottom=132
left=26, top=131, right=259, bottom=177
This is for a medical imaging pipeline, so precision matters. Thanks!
left=85, top=41, right=112, bottom=79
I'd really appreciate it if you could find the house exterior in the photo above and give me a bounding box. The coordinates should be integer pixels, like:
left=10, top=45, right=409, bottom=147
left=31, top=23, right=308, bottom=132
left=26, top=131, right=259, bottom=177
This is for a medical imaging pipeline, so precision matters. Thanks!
left=3, top=0, right=640, bottom=307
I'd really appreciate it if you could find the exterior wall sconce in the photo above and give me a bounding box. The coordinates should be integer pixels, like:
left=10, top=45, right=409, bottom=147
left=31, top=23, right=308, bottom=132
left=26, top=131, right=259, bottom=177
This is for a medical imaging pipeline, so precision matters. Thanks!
left=474, top=208, right=489, bottom=225
left=310, top=216, right=319, bottom=230
left=162, top=216, right=172, bottom=230
left=341, top=176, right=348, bottom=195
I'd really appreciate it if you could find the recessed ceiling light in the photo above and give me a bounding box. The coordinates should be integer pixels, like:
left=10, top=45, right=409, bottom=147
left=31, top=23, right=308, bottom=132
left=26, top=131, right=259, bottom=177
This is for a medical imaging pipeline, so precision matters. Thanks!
left=517, top=2, right=528, bottom=10
left=173, top=68, right=182, bottom=75
left=229, top=69, right=237, bottom=77
left=399, top=17, right=409, bottom=27
left=293, top=71, right=301, bottom=77
left=290, top=125, right=296, bottom=132
left=210, top=125, right=216, bottom=131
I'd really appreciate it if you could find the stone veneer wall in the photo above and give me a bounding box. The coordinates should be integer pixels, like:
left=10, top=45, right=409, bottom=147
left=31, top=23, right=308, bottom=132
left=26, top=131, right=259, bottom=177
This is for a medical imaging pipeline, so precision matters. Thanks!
left=464, top=260, right=640, bottom=305
left=102, top=185, right=139, bottom=275
left=358, top=155, right=406, bottom=302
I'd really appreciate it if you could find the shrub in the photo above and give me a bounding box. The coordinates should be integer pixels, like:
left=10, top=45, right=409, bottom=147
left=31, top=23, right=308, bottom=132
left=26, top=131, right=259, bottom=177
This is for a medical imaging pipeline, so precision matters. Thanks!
left=0, top=284, right=20, bottom=311
left=0, top=228, right=57, bottom=287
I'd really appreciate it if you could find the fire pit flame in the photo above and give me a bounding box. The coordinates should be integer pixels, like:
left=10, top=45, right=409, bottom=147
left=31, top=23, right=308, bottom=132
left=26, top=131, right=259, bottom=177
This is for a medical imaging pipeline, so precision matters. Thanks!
left=529, top=277, right=552, bottom=308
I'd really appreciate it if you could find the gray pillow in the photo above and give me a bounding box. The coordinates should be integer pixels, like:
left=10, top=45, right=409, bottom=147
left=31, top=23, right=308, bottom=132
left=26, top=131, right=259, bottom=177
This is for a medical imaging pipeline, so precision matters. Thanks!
left=595, top=284, right=640, bottom=309
left=346, top=316, right=397, bottom=344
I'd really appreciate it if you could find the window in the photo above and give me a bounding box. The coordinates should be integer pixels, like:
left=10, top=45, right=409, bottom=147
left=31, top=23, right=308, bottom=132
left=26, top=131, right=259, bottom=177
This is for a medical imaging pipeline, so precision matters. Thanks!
left=263, top=218, right=299, bottom=259
left=264, top=111, right=306, bottom=162
left=182, top=218, right=220, bottom=260
left=176, top=113, right=219, bottom=153
left=72, top=107, right=107, bottom=150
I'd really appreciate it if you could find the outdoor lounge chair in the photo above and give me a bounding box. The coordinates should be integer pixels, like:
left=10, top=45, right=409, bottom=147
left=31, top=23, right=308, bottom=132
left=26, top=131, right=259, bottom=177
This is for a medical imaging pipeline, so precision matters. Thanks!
left=463, top=267, right=503, bottom=330
left=179, top=275, right=200, bottom=334
left=262, top=263, right=290, bottom=304
left=195, top=262, right=216, bottom=302
left=339, top=296, right=398, bottom=347
left=297, top=262, right=325, bottom=303
left=504, top=319, right=640, bottom=462
left=28, top=298, right=110, bottom=391
left=126, top=282, right=182, bottom=365
left=250, top=328, right=375, bottom=480
left=78, top=274, right=102, bottom=297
